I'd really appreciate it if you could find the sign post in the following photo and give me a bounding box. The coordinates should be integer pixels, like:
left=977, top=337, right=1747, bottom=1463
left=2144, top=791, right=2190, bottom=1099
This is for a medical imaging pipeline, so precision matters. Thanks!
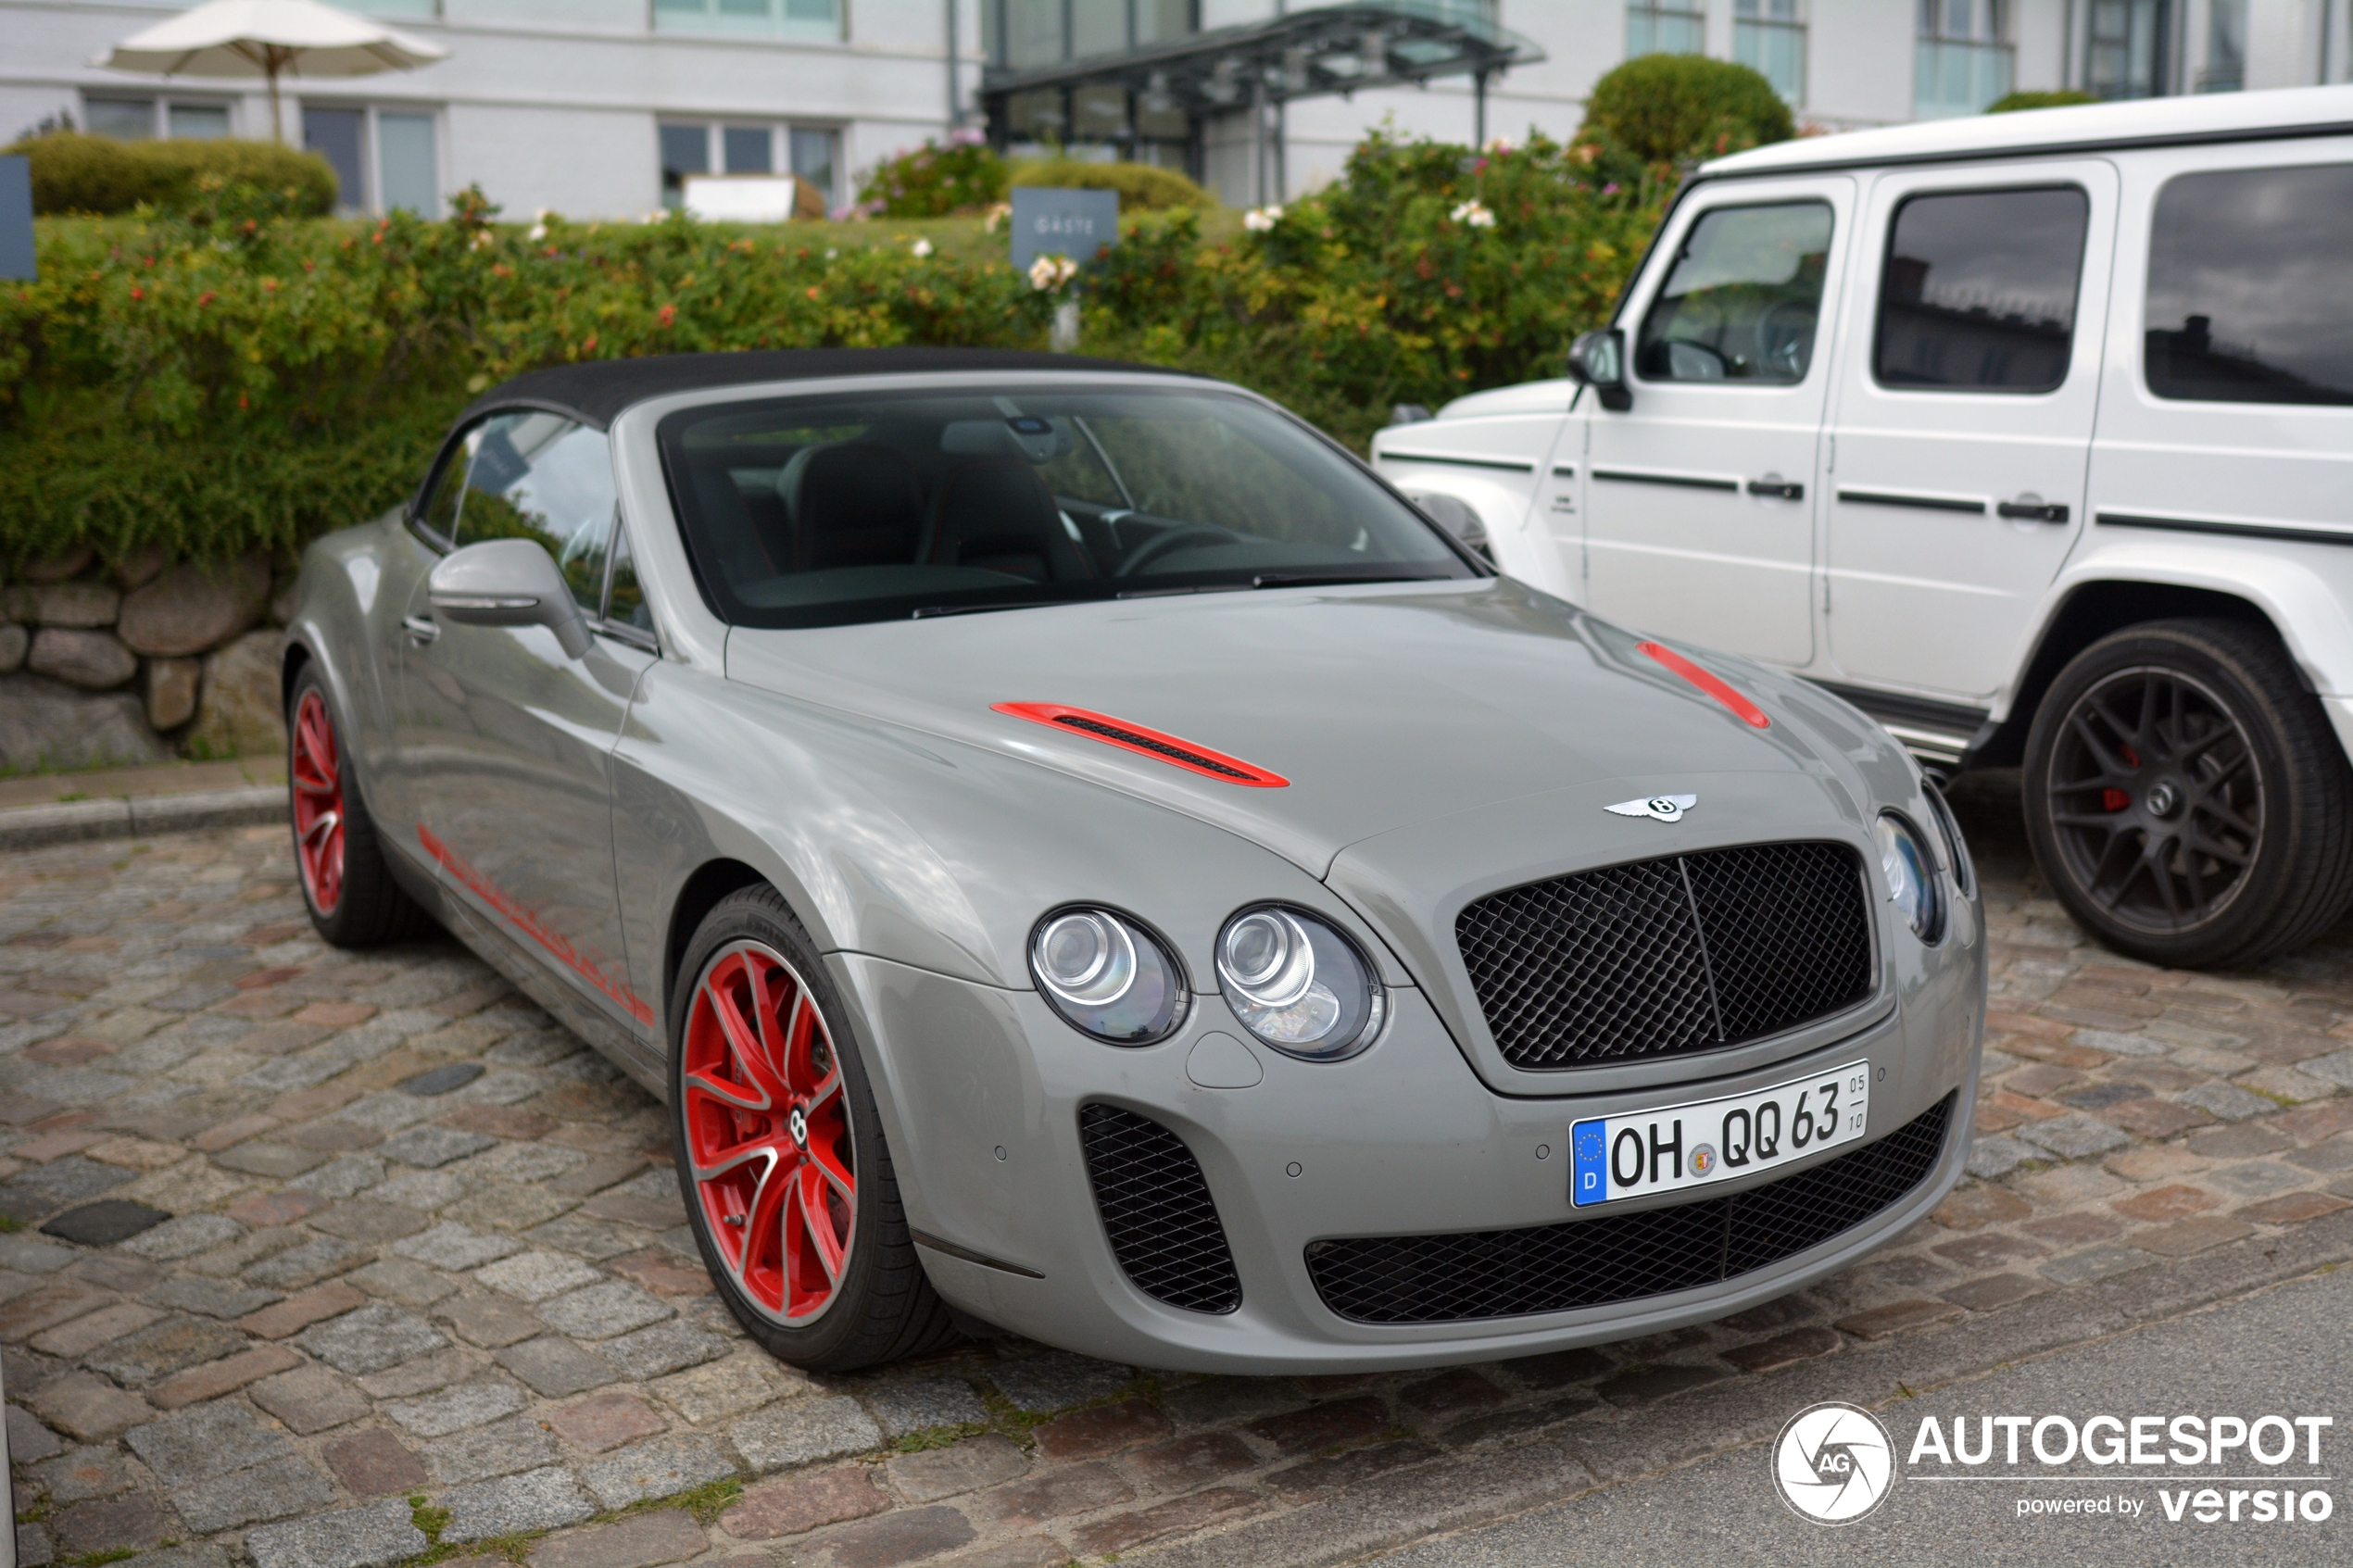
left=0, top=157, right=34, bottom=282
left=1009, top=187, right=1117, bottom=351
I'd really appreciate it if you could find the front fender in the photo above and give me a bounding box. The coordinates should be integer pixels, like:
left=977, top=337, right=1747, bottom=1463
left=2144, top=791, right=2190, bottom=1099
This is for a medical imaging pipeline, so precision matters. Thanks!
left=610, top=658, right=1401, bottom=1031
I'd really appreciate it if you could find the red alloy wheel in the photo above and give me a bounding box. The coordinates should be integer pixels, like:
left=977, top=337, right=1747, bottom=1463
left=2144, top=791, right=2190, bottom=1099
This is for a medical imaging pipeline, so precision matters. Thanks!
left=681, top=942, right=856, bottom=1324
left=290, top=689, right=346, bottom=915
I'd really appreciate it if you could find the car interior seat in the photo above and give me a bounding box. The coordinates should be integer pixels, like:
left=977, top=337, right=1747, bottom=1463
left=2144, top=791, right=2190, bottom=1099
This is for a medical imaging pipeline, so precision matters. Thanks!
left=777, top=443, right=927, bottom=572
left=920, top=457, right=1093, bottom=583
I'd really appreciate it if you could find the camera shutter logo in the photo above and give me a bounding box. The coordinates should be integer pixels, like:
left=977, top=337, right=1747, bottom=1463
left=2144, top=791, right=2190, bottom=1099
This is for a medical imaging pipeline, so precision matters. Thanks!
left=1772, top=1401, right=1897, bottom=1524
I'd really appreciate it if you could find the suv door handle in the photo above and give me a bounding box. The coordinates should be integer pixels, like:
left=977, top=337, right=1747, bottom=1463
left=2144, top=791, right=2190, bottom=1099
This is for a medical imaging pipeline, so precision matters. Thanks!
left=1746, top=478, right=1804, bottom=500
left=1996, top=500, right=2070, bottom=523
left=401, top=614, right=440, bottom=645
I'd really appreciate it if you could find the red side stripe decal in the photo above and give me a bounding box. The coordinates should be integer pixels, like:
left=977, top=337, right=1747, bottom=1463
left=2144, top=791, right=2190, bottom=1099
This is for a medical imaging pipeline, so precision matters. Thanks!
left=992, top=702, right=1290, bottom=787
left=419, top=824, right=656, bottom=1024
left=1638, top=641, right=1771, bottom=730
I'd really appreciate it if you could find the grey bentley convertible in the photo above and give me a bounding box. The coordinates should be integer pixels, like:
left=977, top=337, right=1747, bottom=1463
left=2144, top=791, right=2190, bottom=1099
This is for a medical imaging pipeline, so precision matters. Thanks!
left=283, top=348, right=1985, bottom=1374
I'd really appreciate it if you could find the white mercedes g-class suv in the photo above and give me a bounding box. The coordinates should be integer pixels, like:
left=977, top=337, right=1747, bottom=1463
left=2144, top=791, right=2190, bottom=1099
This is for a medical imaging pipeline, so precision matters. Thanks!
left=1376, top=84, right=2353, bottom=971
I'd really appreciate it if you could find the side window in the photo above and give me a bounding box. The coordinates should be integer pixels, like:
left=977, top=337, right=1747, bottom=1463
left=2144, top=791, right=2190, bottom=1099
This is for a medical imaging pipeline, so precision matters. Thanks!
left=1635, top=201, right=1834, bottom=384
left=606, top=523, right=654, bottom=638
left=2145, top=163, right=2353, bottom=407
left=450, top=411, right=619, bottom=613
left=417, top=428, right=474, bottom=542
left=1874, top=186, right=2088, bottom=394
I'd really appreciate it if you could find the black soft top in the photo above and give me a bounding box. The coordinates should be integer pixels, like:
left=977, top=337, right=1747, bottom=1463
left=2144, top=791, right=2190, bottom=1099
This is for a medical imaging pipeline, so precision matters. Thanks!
left=459, top=348, right=1201, bottom=430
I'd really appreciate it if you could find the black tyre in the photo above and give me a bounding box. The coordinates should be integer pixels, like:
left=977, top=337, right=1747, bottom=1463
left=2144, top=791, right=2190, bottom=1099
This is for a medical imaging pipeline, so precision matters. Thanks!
left=287, top=663, right=437, bottom=948
left=669, top=885, right=957, bottom=1372
left=2021, top=619, right=2353, bottom=968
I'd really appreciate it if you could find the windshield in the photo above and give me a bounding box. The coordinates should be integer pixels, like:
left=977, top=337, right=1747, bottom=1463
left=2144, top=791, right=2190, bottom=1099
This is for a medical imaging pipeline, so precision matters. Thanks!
left=655, top=383, right=1478, bottom=628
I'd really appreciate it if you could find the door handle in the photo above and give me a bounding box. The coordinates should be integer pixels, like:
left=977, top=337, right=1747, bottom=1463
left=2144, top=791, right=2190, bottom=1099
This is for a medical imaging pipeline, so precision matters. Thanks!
left=1746, top=478, right=1805, bottom=500
left=401, top=614, right=440, bottom=645
left=1995, top=499, right=2070, bottom=523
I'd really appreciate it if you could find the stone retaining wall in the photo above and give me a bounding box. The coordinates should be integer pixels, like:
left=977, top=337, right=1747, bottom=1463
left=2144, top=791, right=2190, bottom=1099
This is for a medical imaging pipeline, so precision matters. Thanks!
left=0, top=546, right=290, bottom=774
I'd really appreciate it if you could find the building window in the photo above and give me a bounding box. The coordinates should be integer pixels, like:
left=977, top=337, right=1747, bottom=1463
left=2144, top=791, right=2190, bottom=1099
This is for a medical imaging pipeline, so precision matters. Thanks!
left=82, top=94, right=236, bottom=141
left=2197, top=0, right=2245, bottom=92
left=985, top=0, right=1198, bottom=69
left=1735, top=0, right=1806, bottom=101
left=790, top=128, right=838, bottom=207
left=661, top=122, right=839, bottom=209
left=1628, top=1, right=1705, bottom=57
left=653, top=0, right=842, bottom=42
left=303, top=105, right=440, bottom=215
left=2086, top=0, right=2171, bottom=99
left=1916, top=0, right=2014, bottom=119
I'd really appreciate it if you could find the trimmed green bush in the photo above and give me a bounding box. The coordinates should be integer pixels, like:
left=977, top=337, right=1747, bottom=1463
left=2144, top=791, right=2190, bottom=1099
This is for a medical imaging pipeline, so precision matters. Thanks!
left=855, top=132, right=1008, bottom=218
left=4, top=132, right=336, bottom=217
left=1009, top=157, right=1214, bottom=211
left=1985, top=89, right=2098, bottom=113
left=1576, top=55, right=1794, bottom=168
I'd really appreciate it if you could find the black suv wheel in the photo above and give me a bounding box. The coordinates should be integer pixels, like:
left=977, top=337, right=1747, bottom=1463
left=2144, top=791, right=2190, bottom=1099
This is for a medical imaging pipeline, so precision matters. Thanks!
left=2021, top=619, right=2353, bottom=968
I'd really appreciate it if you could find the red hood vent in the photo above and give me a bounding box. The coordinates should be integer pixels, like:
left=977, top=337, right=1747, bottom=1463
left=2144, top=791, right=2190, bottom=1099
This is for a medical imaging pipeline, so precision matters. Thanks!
left=992, top=703, right=1290, bottom=787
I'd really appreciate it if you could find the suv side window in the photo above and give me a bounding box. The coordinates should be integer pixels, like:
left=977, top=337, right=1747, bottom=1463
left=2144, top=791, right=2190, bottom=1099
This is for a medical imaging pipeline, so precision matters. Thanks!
left=1873, top=186, right=2088, bottom=393
left=450, top=411, right=619, bottom=613
left=1635, top=201, right=1834, bottom=384
left=2145, top=163, right=2353, bottom=406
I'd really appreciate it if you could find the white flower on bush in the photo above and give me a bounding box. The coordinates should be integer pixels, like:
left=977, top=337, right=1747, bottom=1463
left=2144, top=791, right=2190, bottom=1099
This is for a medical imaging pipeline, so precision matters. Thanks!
left=1450, top=199, right=1497, bottom=229
left=911, top=238, right=934, bottom=258
left=984, top=202, right=1013, bottom=233
left=470, top=229, right=494, bottom=249
left=527, top=207, right=555, bottom=242
left=1242, top=205, right=1285, bottom=232
left=1028, top=254, right=1078, bottom=291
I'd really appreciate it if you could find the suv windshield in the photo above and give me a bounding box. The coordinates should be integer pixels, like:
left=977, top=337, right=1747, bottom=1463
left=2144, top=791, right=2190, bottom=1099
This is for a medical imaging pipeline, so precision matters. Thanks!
left=656, top=383, right=1476, bottom=628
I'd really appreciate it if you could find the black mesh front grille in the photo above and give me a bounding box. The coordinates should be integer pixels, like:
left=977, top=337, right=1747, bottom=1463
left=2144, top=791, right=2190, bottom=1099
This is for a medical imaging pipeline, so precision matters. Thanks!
left=1305, top=1093, right=1952, bottom=1325
left=1456, top=841, right=1874, bottom=1069
left=1078, top=1104, right=1242, bottom=1314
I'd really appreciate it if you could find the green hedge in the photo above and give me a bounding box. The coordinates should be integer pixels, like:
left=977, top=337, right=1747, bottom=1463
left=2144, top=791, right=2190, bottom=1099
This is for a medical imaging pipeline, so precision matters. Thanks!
left=1009, top=157, right=1214, bottom=212
left=1576, top=55, right=1794, bottom=169
left=1985, top=89, right=2098, bottom=113
left=2, top=132, right=1661, bottom=569
left=3, top=132, right=337, bottom=217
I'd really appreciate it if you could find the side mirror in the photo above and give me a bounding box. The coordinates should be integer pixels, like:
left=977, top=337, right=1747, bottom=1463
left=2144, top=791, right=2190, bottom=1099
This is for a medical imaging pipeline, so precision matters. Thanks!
left=1404, top=490, right=1493, bottom=565
left=1568, top=328, right=1633, bottom=412
left=429, top=539, right=594, bottom=659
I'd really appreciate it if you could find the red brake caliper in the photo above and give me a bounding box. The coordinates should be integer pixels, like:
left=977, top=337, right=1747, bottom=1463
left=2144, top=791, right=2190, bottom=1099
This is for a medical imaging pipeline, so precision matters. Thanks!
left=680, top=947, right=854, bottom=1323
left=291, top=690, right=346, bottom=913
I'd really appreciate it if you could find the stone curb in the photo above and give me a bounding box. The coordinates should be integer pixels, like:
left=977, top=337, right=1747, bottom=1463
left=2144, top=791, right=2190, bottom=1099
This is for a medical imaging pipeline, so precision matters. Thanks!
left=1136, top=1212, right=2353, bottom=1568
left=0, top=784, right=285, bottom=850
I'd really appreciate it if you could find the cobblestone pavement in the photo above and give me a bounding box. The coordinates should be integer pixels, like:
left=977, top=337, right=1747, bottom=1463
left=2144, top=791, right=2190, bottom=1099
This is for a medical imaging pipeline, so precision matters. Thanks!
left=1, top=784, right=2350, bottom=1568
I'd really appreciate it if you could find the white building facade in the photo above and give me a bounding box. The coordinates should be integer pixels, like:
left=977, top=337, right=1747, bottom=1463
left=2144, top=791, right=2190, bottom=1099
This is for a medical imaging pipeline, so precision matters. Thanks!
left=2, top=0, right=2346, bottom=219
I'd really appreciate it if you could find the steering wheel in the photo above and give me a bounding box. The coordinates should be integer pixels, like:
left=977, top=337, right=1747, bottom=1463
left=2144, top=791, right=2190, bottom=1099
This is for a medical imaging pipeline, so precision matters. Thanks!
left=1755, top=300, right=1818, bottom=378
left=1115, top=524, right=1242, bottom=577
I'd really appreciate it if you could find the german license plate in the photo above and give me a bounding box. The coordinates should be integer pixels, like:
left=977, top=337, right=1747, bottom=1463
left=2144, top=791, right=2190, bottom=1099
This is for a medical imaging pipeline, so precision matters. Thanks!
left=1570, top=1060, right=1870, bottom=1208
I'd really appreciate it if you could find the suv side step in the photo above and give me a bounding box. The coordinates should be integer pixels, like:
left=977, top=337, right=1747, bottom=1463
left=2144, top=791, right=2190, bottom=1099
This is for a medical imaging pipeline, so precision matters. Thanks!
left=1806, top=681, right=1990, bottom=771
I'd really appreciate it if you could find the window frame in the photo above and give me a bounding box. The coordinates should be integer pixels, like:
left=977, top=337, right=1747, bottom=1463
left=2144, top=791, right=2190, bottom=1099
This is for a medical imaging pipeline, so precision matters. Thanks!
left=299, top=101, right=444, bottom=216
left=1630, top=195, right=1840, bottom=390
left=80, top=93, right=240, bottom=142
left=661, top=120, right=843, bottom=210
left=1868, top=181, right=2091, bottom=397
left=1734, top=0, right=1808, bottom=105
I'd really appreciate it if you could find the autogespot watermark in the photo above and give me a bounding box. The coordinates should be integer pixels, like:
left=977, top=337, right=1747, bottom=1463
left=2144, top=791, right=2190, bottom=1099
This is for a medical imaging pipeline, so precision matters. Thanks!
left=1772, top=1404, right=2338, bottom=1529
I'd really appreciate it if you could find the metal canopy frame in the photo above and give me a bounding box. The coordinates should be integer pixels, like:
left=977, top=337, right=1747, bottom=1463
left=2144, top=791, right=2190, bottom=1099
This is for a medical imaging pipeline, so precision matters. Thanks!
left=980, top=1, right=1545, bottom=195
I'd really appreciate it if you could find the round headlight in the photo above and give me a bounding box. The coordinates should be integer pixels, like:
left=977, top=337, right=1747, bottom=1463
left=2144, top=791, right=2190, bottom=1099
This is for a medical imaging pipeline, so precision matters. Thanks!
left=1029, top=908, right=1189, bottom=1044
left=1874, top=812, right=1944, bottom=943
left=1215, top=906, right=1384, bottom=1061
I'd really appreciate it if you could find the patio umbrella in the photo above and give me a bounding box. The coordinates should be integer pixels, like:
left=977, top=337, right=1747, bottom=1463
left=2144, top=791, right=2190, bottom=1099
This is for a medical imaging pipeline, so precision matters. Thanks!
left=93, top=0, right=448, bottom=144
